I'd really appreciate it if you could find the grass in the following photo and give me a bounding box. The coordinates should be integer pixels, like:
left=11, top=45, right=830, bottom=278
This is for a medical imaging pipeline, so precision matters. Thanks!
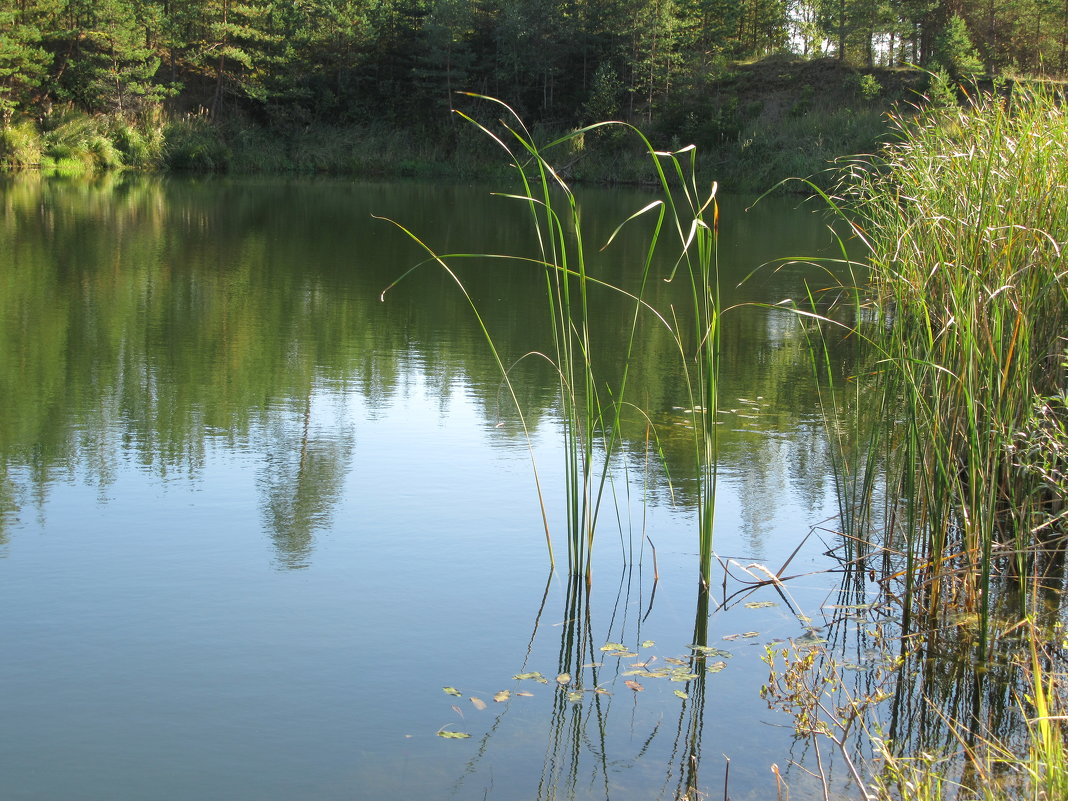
left=756, top=81, right=1068, bottom=801
left=0, top=106, right=168, bottom=174
left=762, top=81, right=1068, bottom=801
left=833, top=84, right=1068, bottom=646
left=381, top=94, right=724, bottom=585
left=865, top=620, right=1068, bottom=801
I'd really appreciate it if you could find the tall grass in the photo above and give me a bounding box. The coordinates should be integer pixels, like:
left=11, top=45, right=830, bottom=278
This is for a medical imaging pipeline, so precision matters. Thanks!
left=838, top=86, right=1068, bottom=648
left=382, top=95, right=723, bottom=585
left=1, top=107, right=168, bottom=172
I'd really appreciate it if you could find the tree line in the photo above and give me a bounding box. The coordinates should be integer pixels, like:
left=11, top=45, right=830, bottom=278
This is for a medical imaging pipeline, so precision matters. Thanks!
left=1, top=0, right=1066, bottom=129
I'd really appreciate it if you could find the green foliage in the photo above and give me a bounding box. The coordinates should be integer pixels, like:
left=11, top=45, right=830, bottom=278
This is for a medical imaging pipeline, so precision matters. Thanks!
left=162, top=112, right=230, bottom=171
left=0, top=0, right=1062, bottom=178
left=48, top=0, right=169, bottom=112
left=0, top=118, right=43, bottom=166
left=840, top=86, right=1068, bottom=645
left=856, top=72, right=882, bottom=100
left=384, top=96, right=724, bottom=584
left=934, top=14, right=984, bottom=78
left=582, top=62, right=623, bottom=123
left=926, top=66, right=957, bottom=106
left=0, top=8, right=51, bottom=122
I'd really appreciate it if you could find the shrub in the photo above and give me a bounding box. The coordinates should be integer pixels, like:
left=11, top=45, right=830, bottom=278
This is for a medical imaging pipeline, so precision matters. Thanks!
left=0, top=119, right=43, bottom=167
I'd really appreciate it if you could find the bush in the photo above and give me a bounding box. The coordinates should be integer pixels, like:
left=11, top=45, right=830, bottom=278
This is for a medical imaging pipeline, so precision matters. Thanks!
left=163, top=113, right=229, bottom=171
left=0, top=119, right=43, bottom=167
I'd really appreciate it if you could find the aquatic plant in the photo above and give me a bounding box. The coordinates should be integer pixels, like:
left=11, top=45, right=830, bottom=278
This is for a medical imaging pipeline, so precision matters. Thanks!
left=830, top=85, right=1068, bottom=651
left=749, top=83, right=1068, bottom=801
left=382, top=95, right=723, bottom=586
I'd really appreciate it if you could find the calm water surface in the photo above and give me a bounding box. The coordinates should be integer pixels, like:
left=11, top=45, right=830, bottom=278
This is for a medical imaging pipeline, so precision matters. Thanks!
left=0, top=174, right=864, bottom=801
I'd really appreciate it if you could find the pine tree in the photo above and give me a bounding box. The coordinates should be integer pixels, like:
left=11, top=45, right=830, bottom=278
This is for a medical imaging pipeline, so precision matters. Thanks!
left=0, top=3, right=53, bottom=120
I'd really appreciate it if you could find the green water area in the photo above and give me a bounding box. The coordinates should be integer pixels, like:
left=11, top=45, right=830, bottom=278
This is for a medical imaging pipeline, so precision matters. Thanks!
left=1, top=174, right=883, bottom=801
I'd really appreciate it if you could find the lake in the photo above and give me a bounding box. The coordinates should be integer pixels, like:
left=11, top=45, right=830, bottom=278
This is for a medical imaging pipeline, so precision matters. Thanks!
left=0, top=173, right=872, bottom=801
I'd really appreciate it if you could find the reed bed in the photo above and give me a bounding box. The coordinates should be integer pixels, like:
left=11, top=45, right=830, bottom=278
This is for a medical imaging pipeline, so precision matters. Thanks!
left=837, top=86, right=1068, bottom=647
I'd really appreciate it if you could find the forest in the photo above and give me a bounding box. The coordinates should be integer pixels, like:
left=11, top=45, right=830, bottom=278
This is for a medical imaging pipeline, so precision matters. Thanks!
left=2, top=0, right=1066, bottom=136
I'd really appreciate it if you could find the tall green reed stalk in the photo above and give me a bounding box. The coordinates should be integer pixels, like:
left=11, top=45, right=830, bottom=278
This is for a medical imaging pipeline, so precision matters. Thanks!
left=838, top=85, right=1068, bottom=651
left=382, top=95, right=722, bottom=586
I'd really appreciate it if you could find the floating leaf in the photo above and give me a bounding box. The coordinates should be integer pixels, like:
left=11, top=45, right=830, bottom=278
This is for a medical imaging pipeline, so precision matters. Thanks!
left=687, top=645, right=732, bottom=657
left=556, top=673, right=571, bottom=685
left=669, top=672, right=699, bottom=682
left=470, top=697, right=487, bottom=711
left=706, top=661, right=727, bottom=673
left=515, top=691, right=534, bottom=697
left=594, top=687, right=611, bottom=695
left=600, top=643, right=627, bottom=652
left=744, top=601, right=777, bottom=609
left=674, top=690, right=689, bottom=700
left=641, top=640, right=655, bottom=648
left=493, top=690, right=511, bottom=703
left=795, top=630, right=827, bottom=647
left=582, top=662, right=602, bottom=668
left=742, top=631, right=760, bottom=638
left=609, top=651, right=637, bottom=658
left=722, top=633, right=741, bottom=641
left=665, top=657, right=689, bottom=665
left=451, top=705, right=463, bottom=717
left=644, top=669, right=672, bottom=678
left=437, top=730, right=472, bottom=739
left=624, top=680, right=644, bottom=692
left=513, top=672, right=548, bottom=683
left=622, top=669, right=647, bottom=677
left=443, top=687, right=462, bottom=697
left=567, top=690, right=583, bottom=702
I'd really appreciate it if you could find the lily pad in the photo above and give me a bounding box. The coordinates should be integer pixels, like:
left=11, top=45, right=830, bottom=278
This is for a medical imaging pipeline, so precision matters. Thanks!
left=706, top=661, right=727, bottom=673
left=493, top=690, right=511, bottom=703
left=641, top=640, right=655, bottom=648
left=600, top=643, right=627, bottom=652
left=513, top=672, right=549, bottom=683
left=443, top=687, right=462, bottom=697
left=556, top=673, right=571, bottom=685
left=669, top=671, right=699, bottom=682
left=688, top=645, right=732, bottom=658
left=567, top=690, right=584, bottom=702
left=674, top=689, right=689, bottom=700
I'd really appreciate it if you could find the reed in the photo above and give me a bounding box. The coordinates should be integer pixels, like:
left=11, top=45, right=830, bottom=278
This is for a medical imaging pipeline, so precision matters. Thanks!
left=382, top=95, right=723, bottom=585
left=837, top=85, right=1068, bottom=647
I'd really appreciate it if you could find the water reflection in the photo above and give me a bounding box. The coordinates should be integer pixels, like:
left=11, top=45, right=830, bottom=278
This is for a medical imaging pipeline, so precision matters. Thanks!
left=0, top=173, right=875, bottom=801
left=448, top=571, right=729, bottom=801
left=0, top=171, right=845, bottom=567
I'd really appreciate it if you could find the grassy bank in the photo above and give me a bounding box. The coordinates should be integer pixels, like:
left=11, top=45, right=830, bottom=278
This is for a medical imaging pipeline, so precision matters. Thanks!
left=1, top=58, right=924, bottom=192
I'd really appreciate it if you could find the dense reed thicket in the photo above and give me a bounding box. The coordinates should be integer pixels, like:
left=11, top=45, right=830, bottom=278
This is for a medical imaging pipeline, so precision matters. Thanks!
left=842, top=87, right=1068, bottom=642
